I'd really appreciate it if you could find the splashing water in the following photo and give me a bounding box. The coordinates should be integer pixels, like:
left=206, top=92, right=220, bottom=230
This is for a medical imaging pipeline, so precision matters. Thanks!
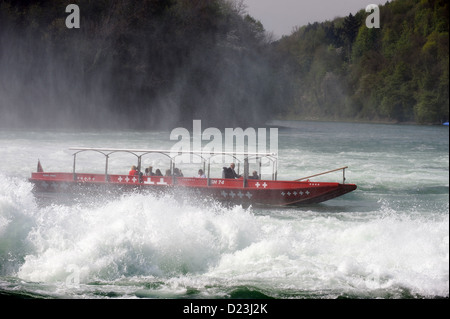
left=0, top=123, right=448, bottom=299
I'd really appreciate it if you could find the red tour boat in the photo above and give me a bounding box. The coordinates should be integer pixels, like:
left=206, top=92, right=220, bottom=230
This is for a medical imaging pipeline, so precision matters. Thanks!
left=29, top=147, right=357, bottom=207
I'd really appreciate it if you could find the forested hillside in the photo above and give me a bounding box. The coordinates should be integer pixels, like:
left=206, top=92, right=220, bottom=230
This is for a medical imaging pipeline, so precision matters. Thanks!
left=0, top=0, right=448, bottom=129
left=276, top=0, right=449, bottom=124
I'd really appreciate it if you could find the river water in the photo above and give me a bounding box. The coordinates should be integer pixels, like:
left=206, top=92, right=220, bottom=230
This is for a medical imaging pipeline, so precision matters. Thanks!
left=0, top=121, right=448, bottom=300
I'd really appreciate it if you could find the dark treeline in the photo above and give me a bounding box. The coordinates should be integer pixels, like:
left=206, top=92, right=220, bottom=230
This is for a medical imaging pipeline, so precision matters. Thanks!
left=0, top=0, right=290, bottom=129
left=276, top=0, right=449, bottom=124
left=0, top=0, right=448, bottom=130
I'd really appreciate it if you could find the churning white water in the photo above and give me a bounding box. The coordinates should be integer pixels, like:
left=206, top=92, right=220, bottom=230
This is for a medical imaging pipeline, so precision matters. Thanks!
left=0, top=121, right=448, bottom=299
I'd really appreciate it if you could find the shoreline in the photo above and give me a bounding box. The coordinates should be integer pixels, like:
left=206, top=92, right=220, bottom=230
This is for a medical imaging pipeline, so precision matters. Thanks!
left=270, top=115, right=448, bottom=127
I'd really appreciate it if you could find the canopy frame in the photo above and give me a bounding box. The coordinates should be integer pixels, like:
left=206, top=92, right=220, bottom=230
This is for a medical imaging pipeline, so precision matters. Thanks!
left=69, top=147, right=278, bottom=185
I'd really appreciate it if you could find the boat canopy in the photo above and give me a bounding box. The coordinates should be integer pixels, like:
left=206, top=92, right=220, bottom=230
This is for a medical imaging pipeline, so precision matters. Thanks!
left=68, top=147, right=278, bottom=181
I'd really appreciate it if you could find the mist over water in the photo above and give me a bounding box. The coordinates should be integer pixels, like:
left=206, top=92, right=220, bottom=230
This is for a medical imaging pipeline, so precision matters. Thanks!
left=0, top=122, right=448, bottom=299
left=0, top=0, right=288, bottom=131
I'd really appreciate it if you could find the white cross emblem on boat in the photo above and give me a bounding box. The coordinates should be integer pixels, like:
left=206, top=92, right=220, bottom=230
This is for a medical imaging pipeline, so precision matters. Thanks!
left=156, top=178, right=168, bottom=185
left=118, top=176, right=123, bottom=182
left=245, top=192, right=252, bottom=199
left=293, top=191, right=297, bottom=196
left=299, top=191, right=303, bottom=195
left=262, top=182, right=268, bottom=188
left=132, top=177, right=137, bottom=183
left=144, top=178, right=155, bottom=185
left=237, top=191, right=244, bottom=198
left=281, top=192, right=285, bottom=196
left=229, top=191, right=236, bottom=198
left=255, top=182, right=260, bottom=188
left=305, top=190, right=310, bottom=195
left=125, top=176, right=130, bottom=182
left=287, top=192, right=291, bottom=196
left=221, top=191, right=228, bottom=197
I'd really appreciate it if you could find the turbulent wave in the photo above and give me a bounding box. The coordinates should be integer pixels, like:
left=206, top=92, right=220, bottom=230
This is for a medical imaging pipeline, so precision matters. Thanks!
left=0, top=174, right=36, bottom=276
left=16, top=194, right=257, bottom=282
left=1, top=176, right=264, bottom=284
left=0, top=173, right=448, bottom=299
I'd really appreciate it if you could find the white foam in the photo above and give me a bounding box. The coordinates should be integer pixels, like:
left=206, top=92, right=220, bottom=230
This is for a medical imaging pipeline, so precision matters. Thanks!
left=15, top=192, right=259, bottom=283
left=0, top=174, right=37, bottom=275
left=206, top=209, right=449, bottom=297
left=0, top=178, right=443, bottom=298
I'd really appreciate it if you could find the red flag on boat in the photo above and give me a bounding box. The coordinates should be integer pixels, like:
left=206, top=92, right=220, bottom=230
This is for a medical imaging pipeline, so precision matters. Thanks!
left=37, top=159, right=43, bottom=172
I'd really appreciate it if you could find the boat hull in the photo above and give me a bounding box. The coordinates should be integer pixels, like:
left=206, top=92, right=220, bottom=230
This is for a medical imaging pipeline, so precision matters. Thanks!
left=29, top=172, right=357, bottom=207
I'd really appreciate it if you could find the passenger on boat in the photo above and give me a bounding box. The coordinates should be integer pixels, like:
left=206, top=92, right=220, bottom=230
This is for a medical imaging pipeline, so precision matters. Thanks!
left=129, top=165, right=138, bottom=176
left=155, top=169, right=163, bottom=176
left=145, top=166, right=154, bottom=176
left=198, top=169, right=206, bottom=178
left=165, top=169, right=172, bottom=177
left=173, top=168, right=184, bottom=177
left=248, top=171, right=259, bottom=179
left=223, top=163, right=241, bottom=179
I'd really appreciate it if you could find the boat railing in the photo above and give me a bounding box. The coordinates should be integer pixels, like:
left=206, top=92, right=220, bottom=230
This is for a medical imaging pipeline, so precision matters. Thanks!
left=68, top=147, right=278, bottom=188
left=294, top=166, right=348, bottom=184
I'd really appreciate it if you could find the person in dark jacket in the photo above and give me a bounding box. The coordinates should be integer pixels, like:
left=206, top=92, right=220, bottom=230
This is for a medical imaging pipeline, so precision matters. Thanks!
left=223, top=163, right=241, bottom=179
left=248, top=170, right=259, bottom=179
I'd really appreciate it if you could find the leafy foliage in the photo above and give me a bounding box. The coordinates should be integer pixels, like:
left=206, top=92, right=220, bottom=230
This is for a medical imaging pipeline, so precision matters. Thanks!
left=0, top=0, right=448, bottom=128
left=276, top=0, right=449, bottom=124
